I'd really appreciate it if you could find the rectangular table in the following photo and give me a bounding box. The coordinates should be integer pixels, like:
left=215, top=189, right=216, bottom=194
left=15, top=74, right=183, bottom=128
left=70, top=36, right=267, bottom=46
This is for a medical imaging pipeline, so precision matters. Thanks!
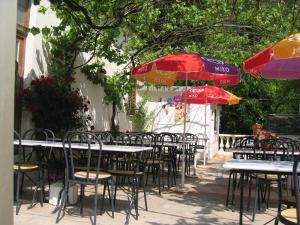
left=14, top=139, right=153, bottom=153
left=231, top=149, right=299, bottom=159
left=223, top=159, right=300, bottom=225
left=14, top=139, right=153, bottom=213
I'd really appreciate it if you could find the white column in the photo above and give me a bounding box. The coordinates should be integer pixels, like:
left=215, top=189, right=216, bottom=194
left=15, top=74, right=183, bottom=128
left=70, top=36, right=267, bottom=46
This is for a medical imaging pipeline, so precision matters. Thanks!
left=0, top=0, right=16, bottom=224
left=225, top=136, right=231, bottom=149
left=219, top=136, right=224, bottom=152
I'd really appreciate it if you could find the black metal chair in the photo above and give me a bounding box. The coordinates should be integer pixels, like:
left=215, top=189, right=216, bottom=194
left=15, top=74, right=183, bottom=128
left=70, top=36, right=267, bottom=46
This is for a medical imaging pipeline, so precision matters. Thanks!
left=275, top=140, right=300, bottom=210
left=225, top=136, right=255, bottom=208
left=108, top=133, right=149, bottom=219
left=247, top=137, right=289, bottom=221
left=56, top=131, right=114, bottom=225
left=144, top=132, right=164, bottom=194
left=276, top=153, right=300, bottom=225
left=14, top=129, right=47, bottom=214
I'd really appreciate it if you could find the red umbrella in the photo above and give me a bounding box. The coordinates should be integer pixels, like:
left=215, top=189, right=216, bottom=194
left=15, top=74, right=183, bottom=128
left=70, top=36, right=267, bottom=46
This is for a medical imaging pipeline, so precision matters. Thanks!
left=131, top=53, right=240, bottom=86
left=173, top=86, right=240, bottom=166
left=174, top=86, right=240, bottom=105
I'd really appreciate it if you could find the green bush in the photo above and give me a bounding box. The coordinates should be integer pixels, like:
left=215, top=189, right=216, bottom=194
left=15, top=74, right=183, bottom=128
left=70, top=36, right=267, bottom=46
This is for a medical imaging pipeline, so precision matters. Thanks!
left=129, top=94, right=154, bottom=132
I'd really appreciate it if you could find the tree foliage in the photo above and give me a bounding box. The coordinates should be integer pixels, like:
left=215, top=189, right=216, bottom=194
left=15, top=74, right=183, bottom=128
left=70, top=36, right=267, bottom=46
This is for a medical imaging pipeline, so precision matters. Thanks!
left=39, top=0, right=299, bottom=133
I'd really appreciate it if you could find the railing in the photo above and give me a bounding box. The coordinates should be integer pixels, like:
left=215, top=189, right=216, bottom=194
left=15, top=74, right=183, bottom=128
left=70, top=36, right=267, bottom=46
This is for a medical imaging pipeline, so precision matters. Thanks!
left=218, top=134, right=252, bottom=151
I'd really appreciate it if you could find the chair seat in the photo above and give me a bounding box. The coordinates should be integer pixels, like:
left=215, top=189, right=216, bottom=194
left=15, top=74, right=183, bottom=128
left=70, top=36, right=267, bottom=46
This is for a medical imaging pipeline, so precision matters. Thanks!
left=255, top=173, right=279, bottom=180
left=74, top=171, right=111, bottom=180
left=279, top=208, right=297, bottom=224
left=146, top=159, right=164, bottom=165
left=14, top=163, right=39, bottom=170
left=108, top=169, right=143, bottom=176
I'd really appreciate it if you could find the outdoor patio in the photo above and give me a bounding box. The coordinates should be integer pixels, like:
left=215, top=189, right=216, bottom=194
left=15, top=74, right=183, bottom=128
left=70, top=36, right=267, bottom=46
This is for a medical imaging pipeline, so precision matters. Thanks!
left=14, top=153, right=279, bottom=225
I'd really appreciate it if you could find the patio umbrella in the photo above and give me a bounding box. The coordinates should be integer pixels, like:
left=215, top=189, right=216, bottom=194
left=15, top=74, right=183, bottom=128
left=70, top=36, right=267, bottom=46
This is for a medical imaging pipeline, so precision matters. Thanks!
left=173, top=85, right=240, bottom=174
left=131, top=53, right=241, bottom=189
left=132, top=52, right=240, bottom=86
left=243, top=33, right=300, bottom=80
left=174, top=85, right=240, bottom=105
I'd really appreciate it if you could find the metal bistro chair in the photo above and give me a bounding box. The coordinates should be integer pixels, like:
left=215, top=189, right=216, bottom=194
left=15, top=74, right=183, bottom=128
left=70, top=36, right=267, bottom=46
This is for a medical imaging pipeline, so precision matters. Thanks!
left=144, top=132, right=164, bottom=195
left=225, top=136, right=255, bottom=208
left=247, top=137, right=289, bottom=222
left=160, top=133, right=178, bottom=189
left=56, top=131, right=114, bottom=225
left=276, top=140, right=300, bottom=211
left=14, top=129, right=47, bottom=215
left=108, top=133, right=149, bottom=220
left=276, top=153, right=300, bottom=225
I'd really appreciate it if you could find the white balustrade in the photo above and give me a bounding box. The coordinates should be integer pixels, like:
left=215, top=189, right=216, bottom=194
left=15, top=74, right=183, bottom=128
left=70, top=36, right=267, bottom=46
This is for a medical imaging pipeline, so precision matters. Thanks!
left=218, top=134, right=252, bottom=151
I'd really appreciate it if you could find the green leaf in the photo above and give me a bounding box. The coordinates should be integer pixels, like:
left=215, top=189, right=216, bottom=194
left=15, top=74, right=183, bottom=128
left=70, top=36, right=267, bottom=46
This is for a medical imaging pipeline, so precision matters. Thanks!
left=41, top=27, right=50, bottom=36
left=30, top=27, right=40, bottom=35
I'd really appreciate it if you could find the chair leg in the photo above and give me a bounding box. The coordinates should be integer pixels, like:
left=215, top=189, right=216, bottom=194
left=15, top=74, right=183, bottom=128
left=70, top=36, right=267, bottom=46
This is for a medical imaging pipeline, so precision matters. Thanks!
left=93, top=185, right=98, bottom=225
left=172, top=158, right=177, bottom=186
left=267, top=182, right=271, bottom=207
left=20, top=173, right=25, bottom=194
left=158, top=166, right=161, bottom=195
left=167, top=162, right=170, bottom=189
left=142, top=176, right=148, bottom=211
left=29, top=185, right=38, bottom=209
left=100, top=181, right=107, bottom=214
left=56, top=188, right=67, bottom=223
left=247, top=176, right=253, bottom=211
left=16, top=170, right=21, bottom=215
left=39, top=167, right=44, bottom=207
left=231, top=173, right=237, bottom=205
left=145, top=165, right=150, bottom=186
left=114, top=177, right=118, bottom=207
left=226, top=171, right=232, bottom=207
left=80, top=184, right=84, bottom=215
left=252, top=179, right=259, bottom=222
left=134, top=177, right=139, bottom=220
left=107, top=181, right=114, bottom=218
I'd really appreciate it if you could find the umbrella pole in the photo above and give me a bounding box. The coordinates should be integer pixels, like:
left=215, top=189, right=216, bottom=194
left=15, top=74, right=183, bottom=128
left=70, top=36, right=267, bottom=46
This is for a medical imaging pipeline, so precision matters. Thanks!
left=204, top=84, right=208, bottom=166
left=204, top=98, right=207, bottom=166
left=181, top=73, right=188, bottom=189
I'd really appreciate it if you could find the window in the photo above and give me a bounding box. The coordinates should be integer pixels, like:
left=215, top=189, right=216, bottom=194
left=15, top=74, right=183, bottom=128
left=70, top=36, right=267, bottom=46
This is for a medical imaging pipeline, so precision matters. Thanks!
left=15, top=0, right=31, bottom=132
left=17, top=0, right=30, bottom=28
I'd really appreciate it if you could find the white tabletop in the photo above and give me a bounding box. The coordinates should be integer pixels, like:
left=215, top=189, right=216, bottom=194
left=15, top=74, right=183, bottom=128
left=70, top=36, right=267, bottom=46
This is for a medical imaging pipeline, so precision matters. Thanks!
left=231, top=149, right=298, bottom=155
left=14, top=139, right=153, bottom=153
left=223, top=159, right=300, bottom=173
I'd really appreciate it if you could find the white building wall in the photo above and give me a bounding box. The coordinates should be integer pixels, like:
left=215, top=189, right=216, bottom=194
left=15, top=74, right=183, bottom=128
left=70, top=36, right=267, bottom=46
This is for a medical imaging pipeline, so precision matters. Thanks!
left=137, top=87, right=221, bottom=159
left=21, top=0, right=130, bottom=133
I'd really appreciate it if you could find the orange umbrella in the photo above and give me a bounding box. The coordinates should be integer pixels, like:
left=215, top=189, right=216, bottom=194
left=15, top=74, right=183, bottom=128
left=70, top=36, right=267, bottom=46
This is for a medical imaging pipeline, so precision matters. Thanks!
left=243, top=33, right=300, bottom=80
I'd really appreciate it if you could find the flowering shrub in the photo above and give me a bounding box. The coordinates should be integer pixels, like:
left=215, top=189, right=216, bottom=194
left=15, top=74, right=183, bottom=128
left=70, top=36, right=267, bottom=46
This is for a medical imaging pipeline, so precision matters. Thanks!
left=20, top=75, right=93, bottom=135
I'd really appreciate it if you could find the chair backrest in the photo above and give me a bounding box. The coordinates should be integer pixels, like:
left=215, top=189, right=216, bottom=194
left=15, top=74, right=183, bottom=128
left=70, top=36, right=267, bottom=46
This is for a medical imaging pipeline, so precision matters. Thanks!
left=14, top=130, right=22, bottom=163
left=116, top=133, right=132, bottom=145
left=93, top=131, right=115, bottom=144
left=258, top=137, right=287, bottom=161
left=240, top=136, right=255, bottom=149
left=22, top=128, right=50, bottom=162
left=127, top=134, right=150, bottom=173
left=62, top=131, right=103, bottom=183
left=22, top=128, right=49, bottom=140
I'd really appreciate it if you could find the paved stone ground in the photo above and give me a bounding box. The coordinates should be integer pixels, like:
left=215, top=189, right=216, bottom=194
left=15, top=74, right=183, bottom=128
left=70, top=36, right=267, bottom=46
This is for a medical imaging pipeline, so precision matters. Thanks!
left=14, top=153, right=281, bottom=225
